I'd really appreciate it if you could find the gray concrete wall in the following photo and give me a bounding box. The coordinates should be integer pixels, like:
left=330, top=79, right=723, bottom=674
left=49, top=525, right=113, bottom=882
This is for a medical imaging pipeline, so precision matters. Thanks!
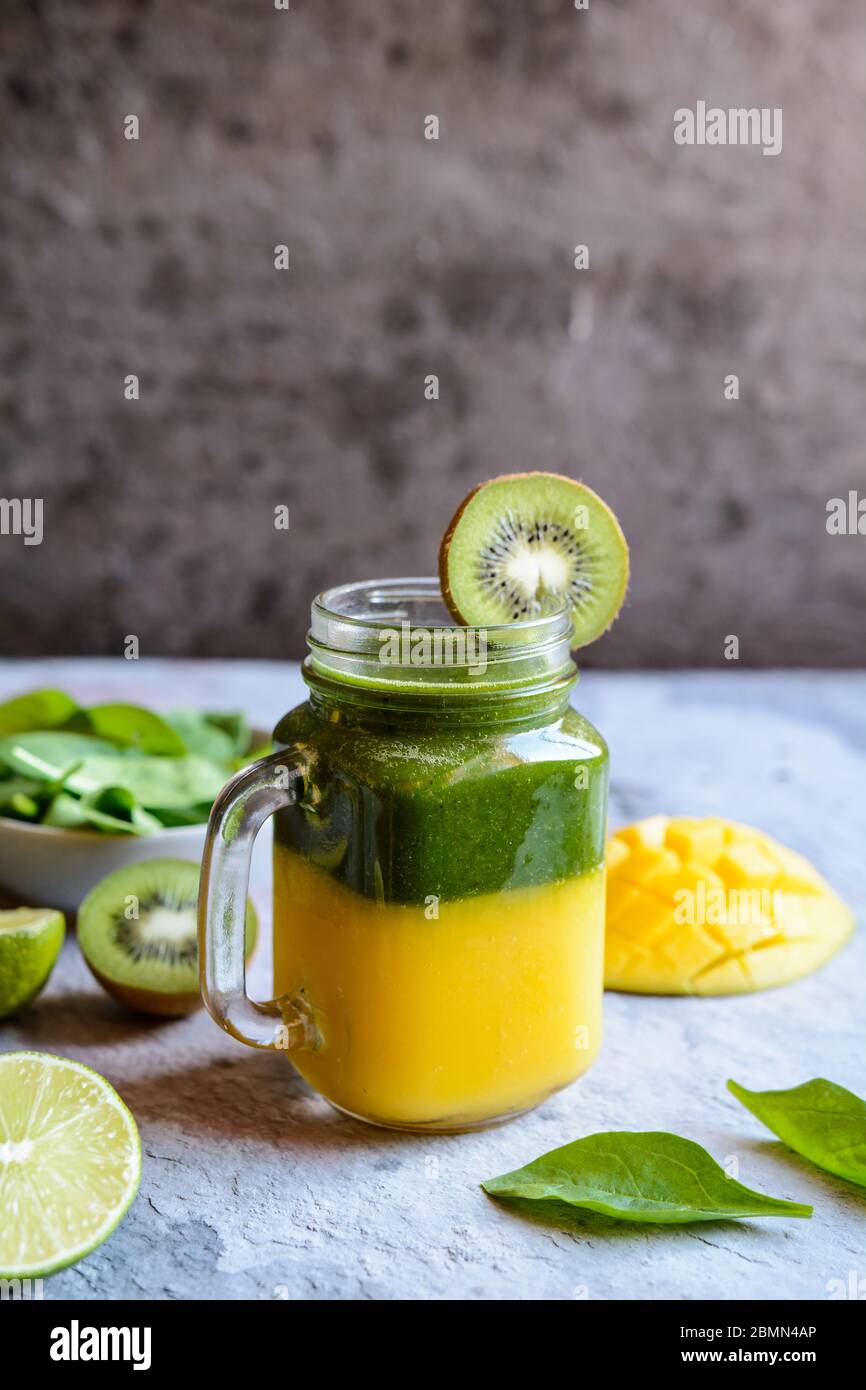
left=0, top=0, right=863, bottom=665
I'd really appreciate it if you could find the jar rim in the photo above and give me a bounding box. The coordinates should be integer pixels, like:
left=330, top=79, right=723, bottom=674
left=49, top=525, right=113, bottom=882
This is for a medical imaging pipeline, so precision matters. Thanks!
left=306, top=577, right=575, bottom=696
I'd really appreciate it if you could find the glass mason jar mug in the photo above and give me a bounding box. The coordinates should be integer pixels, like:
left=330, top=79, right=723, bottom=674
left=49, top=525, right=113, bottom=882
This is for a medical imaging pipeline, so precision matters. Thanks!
left=199, top=578, right=609, bottom=1132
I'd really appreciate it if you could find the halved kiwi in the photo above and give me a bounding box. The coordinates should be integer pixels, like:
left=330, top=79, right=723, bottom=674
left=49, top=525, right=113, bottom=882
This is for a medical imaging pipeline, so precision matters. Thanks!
left=439, top=472, right=629, bottom=648
left=77, top=858, right=257, bottom=1017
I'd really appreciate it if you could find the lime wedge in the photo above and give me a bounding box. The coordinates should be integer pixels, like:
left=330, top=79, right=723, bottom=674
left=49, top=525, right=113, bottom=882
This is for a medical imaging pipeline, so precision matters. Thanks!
left=0, top=1052, right=141, bottom=1277
left=0, top=908, right=65, bottom=1020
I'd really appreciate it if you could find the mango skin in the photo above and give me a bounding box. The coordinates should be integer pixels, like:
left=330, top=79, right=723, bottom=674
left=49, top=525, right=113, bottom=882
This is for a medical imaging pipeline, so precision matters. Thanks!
left=605, top=816, right=854, bottom=995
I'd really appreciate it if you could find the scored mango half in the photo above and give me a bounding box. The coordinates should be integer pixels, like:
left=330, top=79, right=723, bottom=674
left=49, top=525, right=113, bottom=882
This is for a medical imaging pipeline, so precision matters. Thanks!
left=605, top=815, right=854, bottom=995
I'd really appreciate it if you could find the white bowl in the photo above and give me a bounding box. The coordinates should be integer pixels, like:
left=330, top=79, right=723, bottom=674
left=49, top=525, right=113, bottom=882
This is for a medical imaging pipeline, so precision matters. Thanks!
left=0, top=816, right=209, bottom=914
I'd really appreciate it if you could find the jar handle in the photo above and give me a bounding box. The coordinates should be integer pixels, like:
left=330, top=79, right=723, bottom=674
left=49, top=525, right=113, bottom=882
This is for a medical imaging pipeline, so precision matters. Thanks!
left=198, top=749, right=319, bottom=1052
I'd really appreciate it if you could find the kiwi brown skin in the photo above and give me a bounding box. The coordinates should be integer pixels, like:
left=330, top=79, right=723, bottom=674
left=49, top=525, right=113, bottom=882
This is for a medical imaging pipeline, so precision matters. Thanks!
left=438, top=471, right=630, bottom=646
left=84, top=960, right=202, bottom=1018
left=438, top=475, right=493, bottom=626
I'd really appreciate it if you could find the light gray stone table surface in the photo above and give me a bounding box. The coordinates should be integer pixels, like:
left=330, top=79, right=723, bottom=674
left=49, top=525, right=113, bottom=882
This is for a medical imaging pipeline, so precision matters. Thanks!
left=1, top=661, right=864, bottom=1302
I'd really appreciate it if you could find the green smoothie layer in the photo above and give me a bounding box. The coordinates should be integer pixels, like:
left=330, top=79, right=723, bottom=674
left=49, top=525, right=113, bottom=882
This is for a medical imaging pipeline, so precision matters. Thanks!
left=273, top=701, right=608, bottom=906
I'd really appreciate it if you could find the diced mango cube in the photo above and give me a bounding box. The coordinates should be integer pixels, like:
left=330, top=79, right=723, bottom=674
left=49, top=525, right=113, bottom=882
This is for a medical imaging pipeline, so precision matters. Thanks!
left=690, top=954, right=751, bottom=995
left=653, top=922, right=721, bottom=978
left=611, top=893, right=675, bottom=944
left=650, top=859, right=726, bottom=907
left=605, top=884, right=644, bottom=930
left=604, top=814, right=853, bottom=996
left=606, top=837, right=631, bottom=875
left=616, top=815, right=668, bottom=850
left=619, top=845, right=681, bottom=885
left=665, top=816, right=726, bottom=866
left=713, top=917, right=778, bottom=952
left=604, top=938, right=669, bottom=993
left=716, top=843, right=779, bottom=890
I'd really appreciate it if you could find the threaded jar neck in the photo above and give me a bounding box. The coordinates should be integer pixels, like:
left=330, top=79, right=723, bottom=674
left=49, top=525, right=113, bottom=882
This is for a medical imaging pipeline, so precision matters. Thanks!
left=303, top=577, right=576, bottom=726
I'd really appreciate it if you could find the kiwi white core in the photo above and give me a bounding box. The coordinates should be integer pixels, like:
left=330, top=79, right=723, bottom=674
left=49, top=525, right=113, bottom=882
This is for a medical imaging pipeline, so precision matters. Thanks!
left=120, top=903, right=196, bottom=963
left=502, top=523, right=572, bottom=605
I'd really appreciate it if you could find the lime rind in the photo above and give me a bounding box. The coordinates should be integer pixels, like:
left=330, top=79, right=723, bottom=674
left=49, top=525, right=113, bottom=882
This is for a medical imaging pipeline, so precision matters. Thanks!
left=0, top=1051, right=141, bottom=1278
left=0, top=908, right=65, bottom=1020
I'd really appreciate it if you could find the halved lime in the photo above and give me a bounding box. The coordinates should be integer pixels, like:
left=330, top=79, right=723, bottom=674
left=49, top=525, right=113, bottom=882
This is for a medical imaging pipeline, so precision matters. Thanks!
left=0, top=1052, right=141, bottom=1277
left=0, top=908, right=65, bottom=1020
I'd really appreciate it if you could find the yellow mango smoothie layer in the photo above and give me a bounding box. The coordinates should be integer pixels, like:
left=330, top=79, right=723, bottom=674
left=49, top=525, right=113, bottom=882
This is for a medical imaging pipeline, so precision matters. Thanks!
left=274, top=848, right=605, bottom=1130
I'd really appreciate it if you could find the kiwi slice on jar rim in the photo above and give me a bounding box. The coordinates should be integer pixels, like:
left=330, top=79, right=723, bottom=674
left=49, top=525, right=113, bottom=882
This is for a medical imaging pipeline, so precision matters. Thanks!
left=439, top=472, right=629, bottom=649
left=77, top=858, right=257, bottom=1017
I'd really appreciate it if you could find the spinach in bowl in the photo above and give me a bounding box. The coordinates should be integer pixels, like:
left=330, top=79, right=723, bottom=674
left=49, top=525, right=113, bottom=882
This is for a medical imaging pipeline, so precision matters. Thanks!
left=0, top=689, right=270, bottom=836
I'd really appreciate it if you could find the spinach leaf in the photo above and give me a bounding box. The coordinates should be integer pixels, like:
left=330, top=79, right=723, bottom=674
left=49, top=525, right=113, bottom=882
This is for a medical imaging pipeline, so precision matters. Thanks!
left=0, top=762, right=86, bottom=824
left=0, top=732, right=122, bottom=780
left=77, top=786, right=164, bottom=835
left=0, top=688, right=80, bottom=736
left=201, top=711, right=250, bottom=757
left=74, top=703, right=187, bottom=756
left=148, top=803, right=214, bottom=828
left=164, top=709, right=236, bottom=763
left=9, top=792, right=41, bottom=819
left=63, top=754, right=228, bottom=810
left=42, top=793, right=90, bottom=829
left=482, top=1131, right=812, bottom=1224
left=728, top=1078, right=866, bottom=1189
left=0, top=776, right=52, bottom=814
left=0, top=688, right=251, bottom=834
